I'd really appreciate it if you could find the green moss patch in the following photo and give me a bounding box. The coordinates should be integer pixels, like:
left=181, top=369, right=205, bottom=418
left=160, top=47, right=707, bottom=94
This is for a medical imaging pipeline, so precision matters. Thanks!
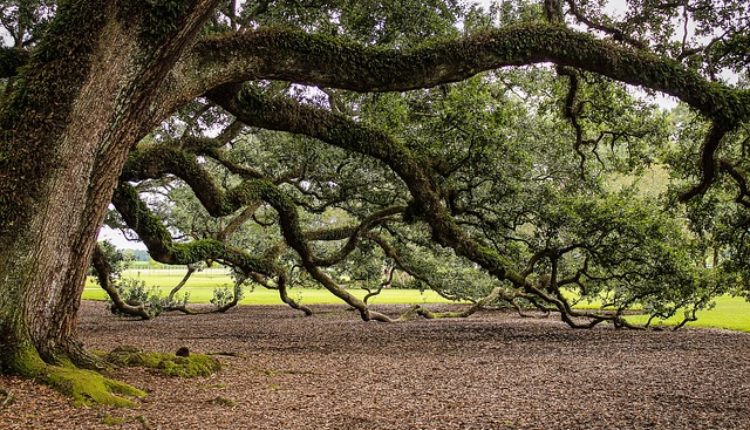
left=211, top=396, right=236, bottom=407
left=101, top=414, right=129, bottom=426
left=105, top=346, right=221, bottom=377
left=44, top=366, right=146, bottom=408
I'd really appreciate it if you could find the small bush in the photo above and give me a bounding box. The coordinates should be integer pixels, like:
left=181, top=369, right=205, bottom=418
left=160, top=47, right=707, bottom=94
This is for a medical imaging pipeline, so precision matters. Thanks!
left=107, top=278, right=164, bottom=318
left=210, top=284, right=243, bottom=308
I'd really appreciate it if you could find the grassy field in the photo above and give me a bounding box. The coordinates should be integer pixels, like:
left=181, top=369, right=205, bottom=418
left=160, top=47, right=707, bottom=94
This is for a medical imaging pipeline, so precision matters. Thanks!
left=625, top=295, right=750, bottom=333
left=82, top=270, right=453, bottom=305
left=83, top=270, right=750, bottom=332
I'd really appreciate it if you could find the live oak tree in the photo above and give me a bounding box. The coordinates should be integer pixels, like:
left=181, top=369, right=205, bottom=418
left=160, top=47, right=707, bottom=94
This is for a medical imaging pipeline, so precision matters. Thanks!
left=0, top=0, right=748, bottom=403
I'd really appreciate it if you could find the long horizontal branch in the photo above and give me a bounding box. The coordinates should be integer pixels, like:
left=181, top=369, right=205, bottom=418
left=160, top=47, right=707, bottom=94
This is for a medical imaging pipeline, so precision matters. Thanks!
left=173, top=23, right=750, bottom=124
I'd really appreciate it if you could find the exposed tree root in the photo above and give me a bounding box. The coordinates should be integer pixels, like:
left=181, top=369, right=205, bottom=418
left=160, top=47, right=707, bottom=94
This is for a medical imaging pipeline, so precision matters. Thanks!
left=0, top=387, right=13, bottom=408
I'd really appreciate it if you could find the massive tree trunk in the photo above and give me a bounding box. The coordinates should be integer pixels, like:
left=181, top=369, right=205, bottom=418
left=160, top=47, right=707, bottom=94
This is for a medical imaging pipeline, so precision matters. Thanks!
left=0, top=0, right=215, bottom=375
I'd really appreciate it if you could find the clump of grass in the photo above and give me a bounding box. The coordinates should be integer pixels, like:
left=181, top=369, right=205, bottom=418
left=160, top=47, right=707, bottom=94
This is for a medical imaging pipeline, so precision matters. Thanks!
left=101, top=414, right=128, bottom=426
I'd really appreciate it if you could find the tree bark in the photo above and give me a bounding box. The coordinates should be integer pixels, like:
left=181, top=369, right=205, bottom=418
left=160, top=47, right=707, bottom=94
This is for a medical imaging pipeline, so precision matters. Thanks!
left=0, top=0, right=217, bottom=375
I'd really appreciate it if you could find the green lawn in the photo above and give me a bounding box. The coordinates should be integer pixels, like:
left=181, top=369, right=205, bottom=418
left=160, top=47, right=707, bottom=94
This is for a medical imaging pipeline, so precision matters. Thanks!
left=83, top=270, right=750, bottom=332
left=625, top=295, right=750, bottom=333
left=82, top=270, right=453, bottom=305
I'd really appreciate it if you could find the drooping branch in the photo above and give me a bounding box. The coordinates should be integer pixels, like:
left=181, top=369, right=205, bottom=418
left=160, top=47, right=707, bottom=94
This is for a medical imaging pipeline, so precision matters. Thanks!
left=209, top=85, right=528, bottom=288
left=679, top=122, right=730, bottom=202
left=210, top=86, right=672, bottom=329
left=111, top=182, right=274, bottom=276
left=121, top=143, right=400, bottom=321
left=91, top=244, right=152, bottom=320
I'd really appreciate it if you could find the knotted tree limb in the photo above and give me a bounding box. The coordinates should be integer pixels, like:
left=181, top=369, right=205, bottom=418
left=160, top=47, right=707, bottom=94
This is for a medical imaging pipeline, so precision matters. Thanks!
left=111, top=183, right=276, bottom=276
left=262, top=206, right=405, bottom=267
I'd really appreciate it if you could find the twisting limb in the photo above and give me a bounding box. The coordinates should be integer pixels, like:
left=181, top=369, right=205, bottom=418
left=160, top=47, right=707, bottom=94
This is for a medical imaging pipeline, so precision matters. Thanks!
left=111, top=182, right=276, bottom=277
left=217, top=202, right=261, bottom=241
left=305, top=206, right=404, bottom=267
left=719, top=160, right=750, bottom=208
left=364, top=232, right=472, bottom=303
left=167, top=265, right=197, bottom=303
left=120, top=144, right=396, bottom=321
left=91, top=244, right=152, bottom=320
left=679, top=122, right=730, bottom=202
left=276, top=273, right=313, bottom=316
left=411, top=286, right=504, bottom=319
left=212, top=87, right=676, bottom=329
left=213, top=274, right=246, bottom=313
left=556, top=65, right=588, bottom=175
left=363, top=266, right=395, bottom=305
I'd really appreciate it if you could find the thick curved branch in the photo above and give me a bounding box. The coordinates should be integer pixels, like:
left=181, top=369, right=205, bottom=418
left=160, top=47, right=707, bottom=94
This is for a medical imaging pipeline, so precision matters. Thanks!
left=209, top=85, right=528, bottom=289
left=679, top=122, right=729, bottom=202
left=91, top=244, right=152, bottom=320
left=172, top=24, right=750, bottom=124
left=122, top=145, right=396, bottom=321
left=111, top=182, right=274, bottom=276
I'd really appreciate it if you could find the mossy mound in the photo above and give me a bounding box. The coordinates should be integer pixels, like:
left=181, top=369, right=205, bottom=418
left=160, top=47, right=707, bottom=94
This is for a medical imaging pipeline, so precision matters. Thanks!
left=44, top=365, right=146, bottom=407
left=105, top=346, right=221, bottom=377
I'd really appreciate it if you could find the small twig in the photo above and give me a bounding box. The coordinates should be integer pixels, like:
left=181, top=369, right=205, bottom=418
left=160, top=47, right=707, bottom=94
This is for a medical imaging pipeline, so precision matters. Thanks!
left=0, top=387, right=14, bottom=408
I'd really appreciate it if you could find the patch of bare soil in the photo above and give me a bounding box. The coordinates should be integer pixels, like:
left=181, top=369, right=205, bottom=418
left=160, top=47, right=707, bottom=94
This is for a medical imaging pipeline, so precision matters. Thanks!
left=2, top=301, right=749, bottom=429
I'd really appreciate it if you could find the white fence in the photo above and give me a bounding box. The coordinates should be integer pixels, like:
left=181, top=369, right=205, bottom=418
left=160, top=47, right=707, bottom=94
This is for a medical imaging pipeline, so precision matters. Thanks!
left=122, top=267, right=232, bottom=276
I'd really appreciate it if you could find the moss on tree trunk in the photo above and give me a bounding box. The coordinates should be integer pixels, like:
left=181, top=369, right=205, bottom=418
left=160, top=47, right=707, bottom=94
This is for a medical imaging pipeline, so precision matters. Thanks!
left=0, top=0, right=219, bottom=405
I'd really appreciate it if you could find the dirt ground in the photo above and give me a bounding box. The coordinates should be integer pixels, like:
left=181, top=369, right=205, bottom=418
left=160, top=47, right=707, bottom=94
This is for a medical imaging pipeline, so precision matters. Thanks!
left=1, top=301, right=749, bottom=429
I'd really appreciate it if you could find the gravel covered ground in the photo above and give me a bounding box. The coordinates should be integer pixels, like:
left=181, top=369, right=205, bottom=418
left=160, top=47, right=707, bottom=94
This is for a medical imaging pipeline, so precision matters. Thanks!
left=2, top=301, right=749, bottom=429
